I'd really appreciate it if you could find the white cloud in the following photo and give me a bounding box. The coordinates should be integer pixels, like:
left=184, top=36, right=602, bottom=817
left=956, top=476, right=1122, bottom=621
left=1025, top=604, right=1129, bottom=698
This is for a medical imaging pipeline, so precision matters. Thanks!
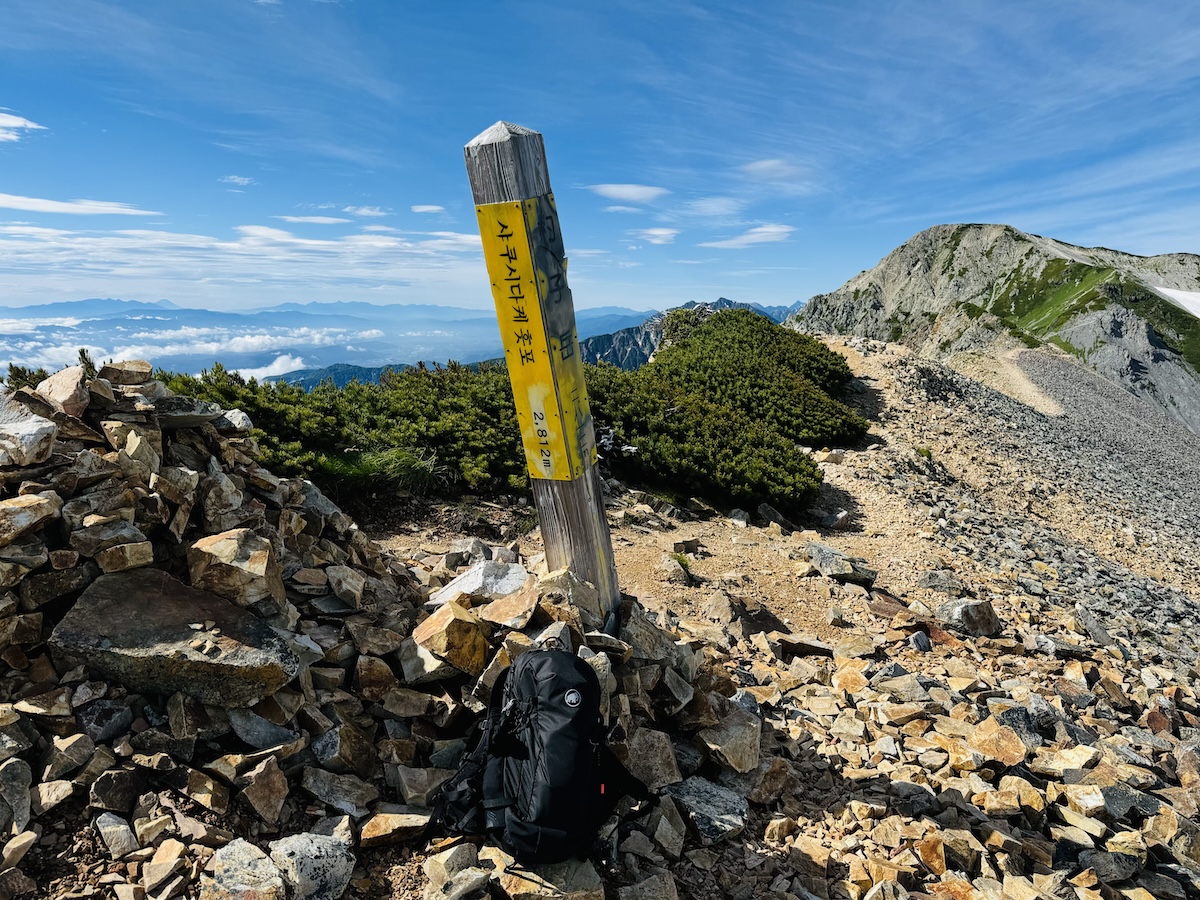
left=411, top=205, right=445, bottom=214
left=0, top=112, right=46, bottom=143
left=343, top=205, right=388, bottom=217
left=633, top=228, right=680, bottom=245
left=420, top=231, right=481, bottom=251
left=569, top=249, right=609, bottom=257
left=680, top=197, right=746, bottom=218
left=275, top=215, right=352, bottom=224
left=737, top=159, right=817, bottom=196
left=0, top=316, right=82, bottom=334
left=699, top=224, right=795, bottom=249
left=740, top=159, right=802, bottom=180
left=361, top=225, right=401, bottom=233
left=0, top=193, right=163, bottom=216
left=587, top=184, right=670, bottom=203
left=219, top=175, right=256, bottom=186
left=0, top=220, right=490, bottom=309
left=234, top=355, right=308, bottom=380
left=603, top=205, right=643, bottom=214
left=111, top=325, right=391, bottom=359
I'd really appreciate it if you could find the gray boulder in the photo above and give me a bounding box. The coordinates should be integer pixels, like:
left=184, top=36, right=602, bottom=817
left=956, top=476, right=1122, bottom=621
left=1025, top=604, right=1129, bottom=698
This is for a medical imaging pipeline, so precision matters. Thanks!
left=49, top=568, right=299, bottom=707
left=936, top=597, right=1002, bottom=637
left=429, top=560, right=531, bottom=606
left=665, top=776, right=748, bottom=845
left=805, top=541, right=877, bottom=586
left=200, top=838, right=286, bottom=900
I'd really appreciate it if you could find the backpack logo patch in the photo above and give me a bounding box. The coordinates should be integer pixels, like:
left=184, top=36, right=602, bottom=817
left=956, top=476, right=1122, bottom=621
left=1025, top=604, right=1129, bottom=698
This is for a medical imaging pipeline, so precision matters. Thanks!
left=564, top=689, right=582, bottom=708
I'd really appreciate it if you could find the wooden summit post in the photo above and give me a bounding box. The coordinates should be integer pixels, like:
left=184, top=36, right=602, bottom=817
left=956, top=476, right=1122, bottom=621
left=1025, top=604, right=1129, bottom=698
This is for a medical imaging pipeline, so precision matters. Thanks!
left=464, top=121, right=620, bottom=632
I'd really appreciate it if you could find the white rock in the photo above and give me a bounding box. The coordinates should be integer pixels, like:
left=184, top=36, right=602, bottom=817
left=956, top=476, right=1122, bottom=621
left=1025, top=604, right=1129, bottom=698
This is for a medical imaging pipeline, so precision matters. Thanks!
left=35, top=365, right=90, bottom=417
left=0, top=392, right=57, bottom=466
left=268, top=833, right=356, bottom=900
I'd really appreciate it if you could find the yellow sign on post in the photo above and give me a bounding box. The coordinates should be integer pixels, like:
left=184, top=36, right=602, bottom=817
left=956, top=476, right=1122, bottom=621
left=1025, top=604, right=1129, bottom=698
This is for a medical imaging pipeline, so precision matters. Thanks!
left=476, top=193, right=596, bottom=481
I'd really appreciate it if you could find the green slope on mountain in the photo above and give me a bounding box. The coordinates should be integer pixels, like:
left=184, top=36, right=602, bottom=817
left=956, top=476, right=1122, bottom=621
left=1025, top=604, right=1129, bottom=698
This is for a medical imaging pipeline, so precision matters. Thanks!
left=790, top=223, right=1200, bottom=433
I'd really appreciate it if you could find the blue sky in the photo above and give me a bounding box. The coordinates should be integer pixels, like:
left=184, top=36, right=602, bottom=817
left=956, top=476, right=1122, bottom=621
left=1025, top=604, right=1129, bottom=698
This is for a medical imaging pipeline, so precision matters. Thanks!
left=2, top=0, right=1199, bottom=313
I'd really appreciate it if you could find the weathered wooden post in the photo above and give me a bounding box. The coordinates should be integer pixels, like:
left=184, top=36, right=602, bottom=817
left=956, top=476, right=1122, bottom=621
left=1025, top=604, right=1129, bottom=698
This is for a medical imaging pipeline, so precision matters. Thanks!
left=464, top=121, right=620, bottom=632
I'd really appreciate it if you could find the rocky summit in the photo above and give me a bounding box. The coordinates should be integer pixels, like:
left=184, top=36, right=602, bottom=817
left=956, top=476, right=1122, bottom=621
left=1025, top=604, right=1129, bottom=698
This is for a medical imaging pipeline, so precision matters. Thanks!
left=789, top=224, right=1200, bottom=436
left=0, top=336, right=1199, bottom=900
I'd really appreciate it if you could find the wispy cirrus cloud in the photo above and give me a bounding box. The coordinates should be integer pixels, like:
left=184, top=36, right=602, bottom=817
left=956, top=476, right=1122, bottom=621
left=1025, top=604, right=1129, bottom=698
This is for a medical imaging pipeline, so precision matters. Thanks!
left=0, top=111, right=45, bottom=142
left=603, top=205, right=643, bottom=214
left=740, top=159, right=802, bottom=180
left=275, top=215, right=352, bottom=224
left=678, top=197, right=747, bottom=218
left=587, top=184, right=670, bottom=204
left=632, top=227, right=680, bottom=245
left=699, top=224, right=794, bottom=249
left=411, top=205, right=445, bottom=214
left=420, top=232, right=481, bottom=251
left=0, top=193, right=163, bottom=216
left=219, top=175, right=256, bottom=186
left=736, top=159, right=818, bottom=197
left=343, top=205, right=388, bottom=217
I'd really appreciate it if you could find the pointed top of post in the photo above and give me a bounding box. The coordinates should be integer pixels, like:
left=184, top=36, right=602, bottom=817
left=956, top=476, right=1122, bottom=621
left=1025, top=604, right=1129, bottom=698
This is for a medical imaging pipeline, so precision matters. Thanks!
left=464, top=121, right=550, bottom=204
left=465, top=120, right=540, bottom=149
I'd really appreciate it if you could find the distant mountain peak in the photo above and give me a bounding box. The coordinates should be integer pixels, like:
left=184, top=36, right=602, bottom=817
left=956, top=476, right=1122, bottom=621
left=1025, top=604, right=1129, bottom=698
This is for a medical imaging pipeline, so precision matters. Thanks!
left=579, top=297, right=806, bottom=370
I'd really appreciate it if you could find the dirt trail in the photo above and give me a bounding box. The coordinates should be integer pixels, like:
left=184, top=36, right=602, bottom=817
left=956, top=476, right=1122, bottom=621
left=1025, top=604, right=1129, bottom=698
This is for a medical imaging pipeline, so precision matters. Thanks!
left=947, top=348, right=1065, bottom=416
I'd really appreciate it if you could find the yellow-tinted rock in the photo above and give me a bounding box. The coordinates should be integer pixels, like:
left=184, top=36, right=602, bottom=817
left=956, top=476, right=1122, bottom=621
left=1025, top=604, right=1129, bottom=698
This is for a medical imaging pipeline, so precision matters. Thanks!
left=412, top=601, right=490, bottom=676
left=968, top=715, right=1027, bottom=767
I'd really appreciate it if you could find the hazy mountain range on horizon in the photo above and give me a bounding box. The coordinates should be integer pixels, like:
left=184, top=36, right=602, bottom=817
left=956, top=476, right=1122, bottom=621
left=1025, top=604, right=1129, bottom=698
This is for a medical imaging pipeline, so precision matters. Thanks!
left=0, top=295, right=804, bottom=385
left=0, top=298, right=660, bottom=380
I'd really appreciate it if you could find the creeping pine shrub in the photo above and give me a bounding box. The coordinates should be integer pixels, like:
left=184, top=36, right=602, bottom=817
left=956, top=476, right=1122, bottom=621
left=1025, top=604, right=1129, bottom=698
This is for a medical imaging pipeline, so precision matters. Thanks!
left=587, top=310, right=869, bottom=518
left=647, top=309, right=868, bottom=447
left=153, top=310, right=867, bottom=519
left=160, top=361, right=526, bottom=500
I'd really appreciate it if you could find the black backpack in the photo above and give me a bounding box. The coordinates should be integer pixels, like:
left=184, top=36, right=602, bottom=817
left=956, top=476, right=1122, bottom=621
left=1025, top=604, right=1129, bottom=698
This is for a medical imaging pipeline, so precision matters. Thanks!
left=431, top=646, right=652, bottom=865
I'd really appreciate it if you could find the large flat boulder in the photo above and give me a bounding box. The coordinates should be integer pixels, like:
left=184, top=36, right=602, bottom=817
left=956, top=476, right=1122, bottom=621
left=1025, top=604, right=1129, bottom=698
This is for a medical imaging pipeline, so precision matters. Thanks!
left=48, top=568, right=298, bottom=707
left=429, top=560, right=531, bottom=607
left=152, top=396, right=225, bottom=429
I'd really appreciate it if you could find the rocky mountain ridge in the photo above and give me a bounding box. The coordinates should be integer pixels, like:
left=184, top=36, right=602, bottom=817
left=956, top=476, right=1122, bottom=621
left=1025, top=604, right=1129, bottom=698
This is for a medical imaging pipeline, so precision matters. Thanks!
left=788, top=224, right=1200, bottom=435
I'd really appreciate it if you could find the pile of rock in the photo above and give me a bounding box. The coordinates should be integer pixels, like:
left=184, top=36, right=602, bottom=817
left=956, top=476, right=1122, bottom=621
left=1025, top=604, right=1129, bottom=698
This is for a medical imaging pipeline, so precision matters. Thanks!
left=0, top=361, right=439, bottom=897
left=0, top=362, right=785, bottom=900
